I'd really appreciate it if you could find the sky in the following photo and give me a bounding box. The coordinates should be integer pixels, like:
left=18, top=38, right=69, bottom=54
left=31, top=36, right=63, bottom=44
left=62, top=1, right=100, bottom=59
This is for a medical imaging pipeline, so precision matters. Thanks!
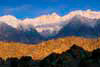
left=0, top=0, right=100, bottom=18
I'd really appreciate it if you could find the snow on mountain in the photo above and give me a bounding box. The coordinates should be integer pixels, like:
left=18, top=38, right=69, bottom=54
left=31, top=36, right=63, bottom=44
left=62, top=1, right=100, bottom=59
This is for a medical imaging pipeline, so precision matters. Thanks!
left=55, top=10, right=100, bottom=38
left=33, top=12, right=61, bottom=24
left=55, top=15, right=98, bottom=38
left=63, top=10, right=100, bottom=20
left=0, top=21, right=44, bottom=44
left=62, top=10, right=100, bottom=27
left=0, top=10, right=100, bottom=38
left=0, top=15, right=21, bottom=28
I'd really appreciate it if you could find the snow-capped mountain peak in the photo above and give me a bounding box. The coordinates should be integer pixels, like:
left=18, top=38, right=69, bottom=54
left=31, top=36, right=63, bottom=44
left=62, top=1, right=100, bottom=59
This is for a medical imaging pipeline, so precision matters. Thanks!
left=1, top=10, right=100, bottom=28
left=0, top=10, right=100, bottom=37
left=0, top=15, right=20, bottom=28
left=63, top=10, right=100, bottom=20
left=32, top=12, right=61, bottom=25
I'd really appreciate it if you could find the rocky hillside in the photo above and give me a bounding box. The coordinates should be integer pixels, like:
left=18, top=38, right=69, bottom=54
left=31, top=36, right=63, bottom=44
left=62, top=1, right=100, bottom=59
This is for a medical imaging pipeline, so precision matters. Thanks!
left=0, top=36, right=99, bottom=60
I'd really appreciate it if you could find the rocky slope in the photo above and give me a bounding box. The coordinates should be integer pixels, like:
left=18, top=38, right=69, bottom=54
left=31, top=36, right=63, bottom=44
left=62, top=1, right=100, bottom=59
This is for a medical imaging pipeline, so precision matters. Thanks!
left=0, top=36, right=99, bottom=60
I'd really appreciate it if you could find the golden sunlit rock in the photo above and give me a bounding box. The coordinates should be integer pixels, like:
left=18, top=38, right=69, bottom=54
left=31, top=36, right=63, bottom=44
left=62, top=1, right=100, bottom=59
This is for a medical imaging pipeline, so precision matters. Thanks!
left=0, top=36, right=99, bottom=60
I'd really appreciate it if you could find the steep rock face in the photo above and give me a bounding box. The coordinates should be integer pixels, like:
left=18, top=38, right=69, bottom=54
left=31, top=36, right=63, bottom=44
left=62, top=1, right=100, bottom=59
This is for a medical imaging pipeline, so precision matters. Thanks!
left=0, top=22, right=44, bottom=44
left=17, top=25, right=45, bottom=44
left=0, top=22, right=20, bottom=41
left=95, top=19, right=100, bottom=37
left=55, top=15, right=99, bottom=38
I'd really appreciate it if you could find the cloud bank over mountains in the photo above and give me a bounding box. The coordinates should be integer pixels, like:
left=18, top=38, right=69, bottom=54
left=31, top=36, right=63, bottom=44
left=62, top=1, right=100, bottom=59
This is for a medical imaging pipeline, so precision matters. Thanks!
left=0, top=10, right=100, bottom=40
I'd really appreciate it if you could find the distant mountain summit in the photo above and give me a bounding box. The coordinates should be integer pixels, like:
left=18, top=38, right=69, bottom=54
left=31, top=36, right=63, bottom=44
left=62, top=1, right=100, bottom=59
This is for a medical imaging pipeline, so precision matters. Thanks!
left=62, top=10, right=100, bottom=21
left=0, top=21, right=44, bottom=44
left=55, top=15, right=98, bottom=38
left=0, top=10, right=100, bottom=43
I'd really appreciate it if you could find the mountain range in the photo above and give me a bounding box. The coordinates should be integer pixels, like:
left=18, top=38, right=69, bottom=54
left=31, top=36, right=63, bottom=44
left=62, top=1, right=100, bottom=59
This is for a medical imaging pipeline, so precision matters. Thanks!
left=0, top=10, right=100, bottom=43
left=0, top=22, right=44, bottom=44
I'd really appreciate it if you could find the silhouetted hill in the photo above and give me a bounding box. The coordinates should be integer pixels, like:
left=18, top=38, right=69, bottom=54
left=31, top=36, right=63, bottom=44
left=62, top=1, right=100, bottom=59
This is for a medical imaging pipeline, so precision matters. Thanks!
left=0, top=45, right=99, bottom=67
left=40, top=45, right=100, bottom=67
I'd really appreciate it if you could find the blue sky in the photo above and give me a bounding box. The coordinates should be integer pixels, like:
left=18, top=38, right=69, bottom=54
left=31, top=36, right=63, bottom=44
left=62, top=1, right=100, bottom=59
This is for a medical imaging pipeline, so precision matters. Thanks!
left=0, top=0, right=100, bottom=18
